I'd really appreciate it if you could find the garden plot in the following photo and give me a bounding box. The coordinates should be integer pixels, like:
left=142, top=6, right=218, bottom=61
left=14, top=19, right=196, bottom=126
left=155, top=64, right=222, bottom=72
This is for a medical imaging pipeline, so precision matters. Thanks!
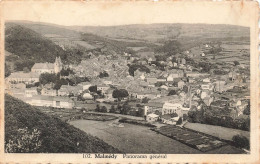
left=153, top=125, right=227, bottom=152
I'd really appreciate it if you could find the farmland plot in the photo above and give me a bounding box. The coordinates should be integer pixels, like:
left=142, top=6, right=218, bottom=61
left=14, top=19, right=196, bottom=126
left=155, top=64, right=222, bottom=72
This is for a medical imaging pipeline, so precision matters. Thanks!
left=153, top=125, right=244, bottom=153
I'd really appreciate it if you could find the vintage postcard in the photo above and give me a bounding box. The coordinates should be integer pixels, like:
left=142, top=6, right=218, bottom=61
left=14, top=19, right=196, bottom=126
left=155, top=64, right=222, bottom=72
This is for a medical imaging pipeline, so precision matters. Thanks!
left=0, top=0, right=259, bottom=163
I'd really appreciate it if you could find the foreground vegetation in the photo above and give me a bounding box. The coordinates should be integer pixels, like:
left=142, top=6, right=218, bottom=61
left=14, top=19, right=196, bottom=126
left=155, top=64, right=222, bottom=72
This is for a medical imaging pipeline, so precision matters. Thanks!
left=5, top=94, right=120, bottom=153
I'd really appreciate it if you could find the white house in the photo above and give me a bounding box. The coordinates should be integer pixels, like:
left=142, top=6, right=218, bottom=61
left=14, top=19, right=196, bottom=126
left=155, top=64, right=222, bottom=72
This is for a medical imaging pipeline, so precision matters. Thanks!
left=146, top=113, right=159, bottom=122
left=27, top=95, right=74, bottom=108
left=7, top=72, right=40, bottom=84
left=78, top=82, right=92, bottom=90
left=97, top=85, right=110, bottom=93
left=41, top=88, right=57, bottom=96
left=162, top=102, right=182, bottom=116
left=25, top=87, right=38, bottom=97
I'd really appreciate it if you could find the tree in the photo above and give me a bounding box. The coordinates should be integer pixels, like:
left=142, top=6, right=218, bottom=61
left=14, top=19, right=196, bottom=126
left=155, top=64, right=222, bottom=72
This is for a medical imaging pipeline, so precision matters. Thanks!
left=121, top=103, right=131, bottom=115
left=23, top=67, right=30, bottom=73
left=141, top=97, right=150, bottom=103
left=100, top=106, right=107, bottom=113
left=110, top=105, right=116, bottom=113
left=168, top=90, right=177, bottom=96
left=99, top=71, right=109, bottom=78
left=183, top=114, right=188, bottom=121
left=39, top=73, right=57, bottom=85
left=234, top=61, right=240, bottom=66
left=5, top=63, right=11, bottom=77
left=60, top=68, right=74, bottom=76
left=95, top=104, right=100, bottom=112
left=232, top=135, right=249, bottom=149
left=89, top=85, right=97, bottom=93
left=136, top=108, right=144, bottom=117
left=155, top=40, right=182, bottom=56
left=176, top=117, right=183, bottom=125
left=112, top=89, right=129, bottom=101
left=243, top=102, right=250, bottom=115
left=183, top=85, right=188, bottom=93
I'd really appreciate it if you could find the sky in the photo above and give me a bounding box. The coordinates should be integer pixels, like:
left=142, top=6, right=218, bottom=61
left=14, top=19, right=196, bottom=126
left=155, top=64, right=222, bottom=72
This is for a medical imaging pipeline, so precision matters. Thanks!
left=1, top=1, right=257, bottom=27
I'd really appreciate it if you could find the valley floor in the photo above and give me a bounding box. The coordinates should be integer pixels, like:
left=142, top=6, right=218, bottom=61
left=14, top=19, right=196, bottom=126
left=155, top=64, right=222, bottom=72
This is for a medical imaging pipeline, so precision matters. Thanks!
left=69, top=119, right=245, bottom=154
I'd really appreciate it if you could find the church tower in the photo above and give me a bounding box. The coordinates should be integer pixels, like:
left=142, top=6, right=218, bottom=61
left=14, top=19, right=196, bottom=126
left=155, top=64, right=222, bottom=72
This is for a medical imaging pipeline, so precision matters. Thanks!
left=54, top=56, right=62, bottom=74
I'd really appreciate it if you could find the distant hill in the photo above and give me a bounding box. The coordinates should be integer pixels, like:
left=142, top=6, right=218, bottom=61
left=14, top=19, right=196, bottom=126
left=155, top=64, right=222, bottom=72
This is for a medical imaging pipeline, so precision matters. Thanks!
left=5, top=23, right=86, bottom=72
left=8, top=21, right=249, bottom=51
left=5, top=94, right=120, bottom=153
left=6, top=21, right=153, bottom=54
left=70, top=23, right=250, bottom=48
left=5, top=21, right=250, bottom=73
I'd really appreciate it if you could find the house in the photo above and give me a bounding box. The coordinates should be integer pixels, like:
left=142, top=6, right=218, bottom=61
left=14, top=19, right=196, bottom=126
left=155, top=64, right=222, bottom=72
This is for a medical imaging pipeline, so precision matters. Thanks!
left=97, top=85, right=110, bottom=93
left=7, top=72, right=40, bottom=84
left=25, top=87, right=38, bottom=97
left=167, top=73, right=178, bottom=81
left=160, top=85, right=168, bottom=90
left=104, top=88, right=114, bottom=100
left=161, top=114, right=179, bottom=125
left=31, top=57, right=62, bottom=74
left=103, top=80, right=112, bottom=85
left=181, top=58, right=186, bottom=65
left=41, top=88, right=57, bottom=96
left=178, top=80, right=185, bottom=89
left=201, top=83, right=214, bottom=90
left=186, top=72, right=202, bottom=78
left=214, top=80, right=226, bottom=93
left=157, top=77, right=167, bottom=82
left=146, top=77, right=157, bottom=84
left=203, top=96, right=214, bottom=106
left=78, top=82, right=92, bottom=90
left=201, top=90, right=211, bottom=99
left=144, top=102, right=164, bottom=115
left=188, top=77, right=195, bottom=83
left=7, top=88, right=26, bottom=100
left=228, top=71, right=236, bottom=81
left=82, top=93, right=93, bottom=100
left=132, top=91, right=157, bottom=100
left=148, top=56, right=156, bottom=64
left=203, top=78, right=211, bottom=83
left=162, top=102, right=182, bottom=116
left=146, top=113, right=159, bottom=122
left=7, top=83, right=26, bottom=90
left=58, top=85, right=83, bottom=96
left=27, top=95, right=74, bottom=108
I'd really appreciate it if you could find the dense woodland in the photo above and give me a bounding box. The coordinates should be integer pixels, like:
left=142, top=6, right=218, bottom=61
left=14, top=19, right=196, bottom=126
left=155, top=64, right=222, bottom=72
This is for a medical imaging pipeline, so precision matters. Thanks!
left=5, top=94, right=120, bottom=153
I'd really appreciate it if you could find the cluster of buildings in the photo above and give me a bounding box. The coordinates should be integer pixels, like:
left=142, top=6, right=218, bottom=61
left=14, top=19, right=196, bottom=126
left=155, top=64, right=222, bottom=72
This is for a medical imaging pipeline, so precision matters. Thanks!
left=5, top=42, right=250, bottom=126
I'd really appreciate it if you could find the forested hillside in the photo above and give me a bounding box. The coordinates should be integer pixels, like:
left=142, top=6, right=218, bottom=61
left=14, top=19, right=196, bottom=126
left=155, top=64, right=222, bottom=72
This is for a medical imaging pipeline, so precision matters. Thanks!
left=5, top=24, right=83, bottom=72
left=5, top=94, right=120, bottom=153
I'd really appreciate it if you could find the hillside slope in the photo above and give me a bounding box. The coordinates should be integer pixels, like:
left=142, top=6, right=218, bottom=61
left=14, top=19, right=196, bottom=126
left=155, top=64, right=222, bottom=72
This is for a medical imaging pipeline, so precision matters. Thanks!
left=5, top=94, right=120, bottom=153
left=5, top=24, right=84, bottom=71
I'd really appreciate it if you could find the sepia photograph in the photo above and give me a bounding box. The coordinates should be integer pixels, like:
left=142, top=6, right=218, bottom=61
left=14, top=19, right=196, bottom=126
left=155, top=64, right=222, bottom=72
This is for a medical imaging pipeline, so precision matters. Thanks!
left=0, top=1, right=259, bottom=163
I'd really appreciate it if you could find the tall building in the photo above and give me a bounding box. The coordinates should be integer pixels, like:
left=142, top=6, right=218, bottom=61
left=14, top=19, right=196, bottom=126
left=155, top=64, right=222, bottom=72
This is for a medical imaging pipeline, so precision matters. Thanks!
left=31, top=57, right=62, bottom=74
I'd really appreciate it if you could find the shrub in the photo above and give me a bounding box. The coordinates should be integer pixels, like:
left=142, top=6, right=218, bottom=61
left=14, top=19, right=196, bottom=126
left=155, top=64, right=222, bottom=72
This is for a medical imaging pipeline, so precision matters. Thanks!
left=176, top=117, right=183, bottom=125
left=232, top=135, right=249, bottom=150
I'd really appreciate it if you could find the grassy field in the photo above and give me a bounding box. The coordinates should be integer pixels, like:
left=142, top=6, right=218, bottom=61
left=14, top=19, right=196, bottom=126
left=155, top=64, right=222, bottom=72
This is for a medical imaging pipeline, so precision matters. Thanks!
left=184, top=122, right=250, bottom=141
left=70, top=119, right=201, bottom=154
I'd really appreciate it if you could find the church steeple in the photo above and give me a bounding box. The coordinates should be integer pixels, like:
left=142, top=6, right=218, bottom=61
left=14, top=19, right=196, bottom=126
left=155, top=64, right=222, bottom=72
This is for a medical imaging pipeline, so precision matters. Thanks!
left=54, top=56, right=62, bottom=74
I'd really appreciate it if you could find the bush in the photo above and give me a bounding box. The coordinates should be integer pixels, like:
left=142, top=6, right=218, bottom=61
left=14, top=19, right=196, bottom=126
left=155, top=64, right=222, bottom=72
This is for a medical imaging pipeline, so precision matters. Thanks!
left=176, top=117, right=183, bottom=125
left=232, top=135, right=249, bottom=150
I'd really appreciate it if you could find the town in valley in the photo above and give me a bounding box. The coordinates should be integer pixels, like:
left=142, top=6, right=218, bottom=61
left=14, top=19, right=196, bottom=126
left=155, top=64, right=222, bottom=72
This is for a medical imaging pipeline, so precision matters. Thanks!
left=5, top=22, right=250, bottom=154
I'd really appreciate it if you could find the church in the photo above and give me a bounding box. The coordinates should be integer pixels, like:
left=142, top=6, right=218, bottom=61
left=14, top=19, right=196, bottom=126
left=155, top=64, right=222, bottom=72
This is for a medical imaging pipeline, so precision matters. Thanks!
left=31, top=57, right=62, bottom=74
